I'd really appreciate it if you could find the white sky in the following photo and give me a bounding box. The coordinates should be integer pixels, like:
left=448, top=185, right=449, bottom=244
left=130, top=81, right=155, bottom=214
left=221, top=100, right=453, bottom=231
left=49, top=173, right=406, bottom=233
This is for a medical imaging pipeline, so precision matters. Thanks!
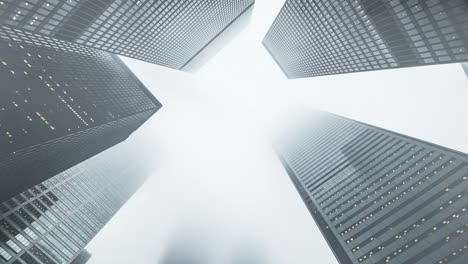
left=86, top=0, right=468, bottom=263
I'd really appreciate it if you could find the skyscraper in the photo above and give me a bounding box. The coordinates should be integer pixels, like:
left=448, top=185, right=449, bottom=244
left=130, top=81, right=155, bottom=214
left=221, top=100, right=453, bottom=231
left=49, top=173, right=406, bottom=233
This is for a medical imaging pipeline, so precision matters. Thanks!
left=0, top=26, right=161, bottom=202
left=0, top=143, right=150, bottom=264
left=276, top=112, right=468, bottom=264
left=0, top=0, right=255, bottom=70
left=264, top=0, right=468, bottom=78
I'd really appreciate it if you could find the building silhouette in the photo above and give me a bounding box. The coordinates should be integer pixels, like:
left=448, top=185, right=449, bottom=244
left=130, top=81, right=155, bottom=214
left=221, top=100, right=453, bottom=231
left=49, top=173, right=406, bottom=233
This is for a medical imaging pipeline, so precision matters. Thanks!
left=462, top=63, right=468, bottom=77
left=159, top=226, right=215, bottom=264
left=276, top=111, right=468, bottom=264
left=264, top=0, right=468, bottom=78
left=0, top=144, right=150, bottom=264
left=0, top=0, right=255, bottom=70
left=229, top=243, right=269, bottom=264
left=0, top=26, right=161, bottom=203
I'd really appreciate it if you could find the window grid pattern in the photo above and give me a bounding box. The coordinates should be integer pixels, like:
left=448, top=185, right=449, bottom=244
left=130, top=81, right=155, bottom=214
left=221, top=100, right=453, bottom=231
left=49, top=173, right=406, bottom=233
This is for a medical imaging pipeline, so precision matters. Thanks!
left=0, top=149, right=148, bottom=264
left=263, top=0, right=468, bottom=78
left=278, top=112, right=468, bottom=264
left=0, top=0, right=79, bottom=35
left=0, top=0, right=255, bottom=69
left=0, top=26, right=161, bottom=202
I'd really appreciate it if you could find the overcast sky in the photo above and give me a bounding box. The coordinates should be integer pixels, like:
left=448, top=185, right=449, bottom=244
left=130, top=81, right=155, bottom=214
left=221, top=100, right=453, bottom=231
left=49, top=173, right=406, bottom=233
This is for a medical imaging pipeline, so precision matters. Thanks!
left=85, top=0, right=468, bottom=263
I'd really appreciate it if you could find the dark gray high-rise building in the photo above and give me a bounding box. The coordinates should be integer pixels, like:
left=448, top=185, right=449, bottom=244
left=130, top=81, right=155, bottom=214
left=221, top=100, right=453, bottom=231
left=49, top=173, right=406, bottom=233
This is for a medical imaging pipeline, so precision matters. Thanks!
left=276, top=112, right=468, bottom=264
left=264, top=0, right=468, bottom=78
left=0, top=144, right=150, bottom=264
left=0, top=0, right=255, bottom=70
left=0, top=26, right=161, bottom=203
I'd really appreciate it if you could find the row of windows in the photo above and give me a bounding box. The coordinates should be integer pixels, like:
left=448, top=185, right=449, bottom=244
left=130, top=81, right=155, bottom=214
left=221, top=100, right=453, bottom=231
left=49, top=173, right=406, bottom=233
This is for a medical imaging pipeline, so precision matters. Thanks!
left=0, top=25, right=158, bottom=156
left=279, top=112, right=468, bottom=264
left=1, top=0, right=254, bottom=69
left=264, top=0, right=468, bottom=78
left=0, top=148, right=146, bottom=264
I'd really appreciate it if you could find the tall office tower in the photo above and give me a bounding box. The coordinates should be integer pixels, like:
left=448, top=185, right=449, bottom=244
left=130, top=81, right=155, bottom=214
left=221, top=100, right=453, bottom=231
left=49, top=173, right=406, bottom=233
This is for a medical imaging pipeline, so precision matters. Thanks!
left=276, top=112, right=468, bottom=264
left=264, top=0, right=468, bottom=78
left=462, top=63, right=468, bottom=77
left=0, top=26, right=161, bottom=203
left=0, top=145, right=150, bottom=264
left=0, top=0, right=255, bottom=70
left=0, top=144, right=150, bottom=264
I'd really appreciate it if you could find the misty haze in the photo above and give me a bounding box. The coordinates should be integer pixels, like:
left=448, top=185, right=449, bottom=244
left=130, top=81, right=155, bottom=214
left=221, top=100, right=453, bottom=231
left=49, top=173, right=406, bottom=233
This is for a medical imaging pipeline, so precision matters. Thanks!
left=1, top=1, right=467, bottom=264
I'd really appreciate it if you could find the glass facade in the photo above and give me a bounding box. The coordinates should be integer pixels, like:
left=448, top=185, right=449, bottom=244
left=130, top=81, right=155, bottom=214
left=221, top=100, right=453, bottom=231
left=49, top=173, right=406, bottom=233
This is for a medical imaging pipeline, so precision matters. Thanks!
left=0, top=25, right=161, bottom=202
left=0, top=0, right=255, bottom=70
left=263, top=0, right=468, bottom=78
left=69, top=250, right=90, bottom=264
left=0, top=146, right=149, bottom=264
left=277, top=112, right=468, bottom=264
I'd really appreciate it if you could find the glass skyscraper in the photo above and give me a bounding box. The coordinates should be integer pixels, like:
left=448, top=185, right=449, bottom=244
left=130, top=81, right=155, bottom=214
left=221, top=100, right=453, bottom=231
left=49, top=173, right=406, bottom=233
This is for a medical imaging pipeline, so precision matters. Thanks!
left=263, top=0, right=468, bottom=78
left=0, top=26, right=161, bottom=202
left=277, top=112, right=468, bottom=264
left=0, top=144, right=150, bottom=264
left=0, top=0, right=255, bottom=70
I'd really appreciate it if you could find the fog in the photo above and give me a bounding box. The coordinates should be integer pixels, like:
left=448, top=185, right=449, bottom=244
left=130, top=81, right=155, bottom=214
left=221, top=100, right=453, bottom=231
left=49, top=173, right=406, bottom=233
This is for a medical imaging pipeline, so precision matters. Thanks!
left=85, top=0, right=468, bottom=263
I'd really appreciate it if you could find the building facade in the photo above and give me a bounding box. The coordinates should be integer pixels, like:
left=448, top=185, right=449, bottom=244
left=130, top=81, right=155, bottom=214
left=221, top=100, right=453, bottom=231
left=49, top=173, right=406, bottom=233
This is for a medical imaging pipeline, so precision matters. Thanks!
left=0, top=145, right=149, bottom=264
left=0, top=0, right=255, bottom=70
left=264, top=0, right=468, bottom=78
left=0, top=26, right=161, bottom=202
left=70, top=250, right=91, bottom=264
left=276, top=112, right=468, bottom=264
